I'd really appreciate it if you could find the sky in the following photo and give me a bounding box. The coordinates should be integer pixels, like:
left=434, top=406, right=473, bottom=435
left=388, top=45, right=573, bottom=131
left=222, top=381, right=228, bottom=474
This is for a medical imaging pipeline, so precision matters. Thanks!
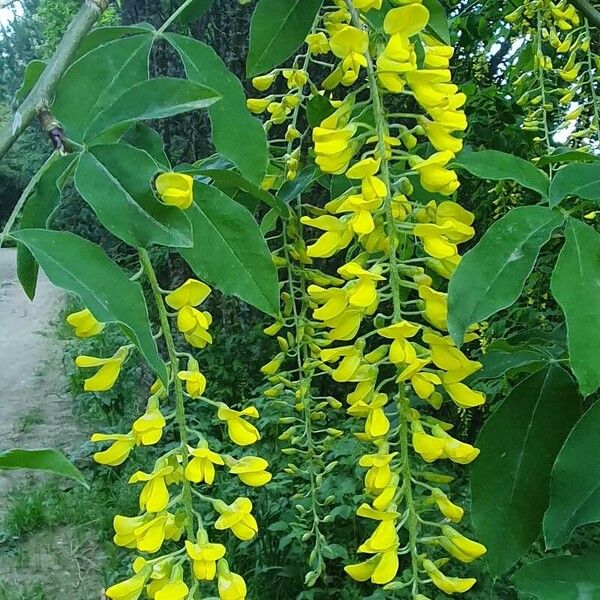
left=0, top=2, right=22, bottom=26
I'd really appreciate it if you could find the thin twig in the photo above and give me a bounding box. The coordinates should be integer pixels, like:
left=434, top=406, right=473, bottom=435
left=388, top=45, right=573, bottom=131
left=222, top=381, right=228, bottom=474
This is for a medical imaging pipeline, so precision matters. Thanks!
left=0, top=0, right=109, bottom=161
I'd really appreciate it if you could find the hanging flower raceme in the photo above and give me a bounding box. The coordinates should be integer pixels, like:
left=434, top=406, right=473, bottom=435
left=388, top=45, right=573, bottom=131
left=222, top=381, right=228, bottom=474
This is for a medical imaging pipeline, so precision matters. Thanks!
left=72, top=269, right=269, bottom=600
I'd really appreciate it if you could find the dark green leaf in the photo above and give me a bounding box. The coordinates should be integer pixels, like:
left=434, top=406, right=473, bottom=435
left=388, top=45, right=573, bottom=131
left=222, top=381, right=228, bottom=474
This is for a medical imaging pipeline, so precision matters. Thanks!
left=544, top=402, right=600, bottom=548
left=536, top=148, right=600, bottom=167
left=180, top=183, right=279, bottom=316
left=549, top=163, right=600, bottom=207
left=422, top=0, right=451, bottom=44
left=471, top=366, right=580, bottom=575
left=168, top=34, right=268, bottom=185
left=178, top=0, right=214, bottom=24
left=17, top=155, right=76, bottom=300
left=122, top=123, right=170, bottom=168
left=278, top=166, right=319, bottom=204
left=52, top=34, right=153, bottom=142
left=260, top=208, right=280, bottom=235
left=74, top=144, right=192, bottom=249
left=246, top=0, right=323, bottom=77
left=10, top=229, right=167, bottom=383
left=514, top=553, right=600, bottom=599
left=551, top=219, right=600, bottom=396
left=306, top=95, right=336, bottom=128
left=200, top=168, right=288, bottom=215
left=448, top=206, right=564, bottom=344
left=0, top=448, right=87, bottom=487
left=468, top=347, right=547, bottom=382
left=453, top=149, right=550, bottom=198
left=74, top=25, right=154, bottom=60
left=85, top=77, right=220, bottom=141
left=15, top=59, right=45, bottom=103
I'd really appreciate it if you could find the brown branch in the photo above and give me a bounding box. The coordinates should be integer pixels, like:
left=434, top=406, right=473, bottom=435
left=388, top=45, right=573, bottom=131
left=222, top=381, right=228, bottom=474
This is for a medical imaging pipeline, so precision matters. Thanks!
left=569, top=0, right=600, bottom=30
left=0, top=0, right=109, bottom=161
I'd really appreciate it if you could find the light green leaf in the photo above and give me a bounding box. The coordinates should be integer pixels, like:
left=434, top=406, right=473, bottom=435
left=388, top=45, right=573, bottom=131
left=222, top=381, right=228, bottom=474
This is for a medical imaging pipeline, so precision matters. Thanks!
left=17, top=154, right=76, bottom=300
left=121, top=123, right=170, bottom=168
left=180, top=183, right=280, bottom=316
left=471, top=366, right=580, bottom=575
left=306, top=95, right=336, bottom=128
left=10, top=229, right=167, bottom=383
left=178, top=0, right=214, bottom=24
left=0, top=448, right=87, bottom=487
left=199, top=168, right=288, bottom=215
left=246, top=0, right=323, bottom=77
left=536, top=148, right=600, bottom=167
left=15, top=59, right=45, bottom=103
left=85, top=77, right=220, bottom=141
left=278, top=166, right=319, bottom=204
left=448, top=206, right=564, bottom=344
left=549, top=163, right=600, bottom=207
left=453, top=149, right=550, bottom=198
left=544, top=401, right=600, bottom=548
left=74, top=144, right=192, bottom=249
left=514, top=553, right=600, bottom=600
left=74, top=25, right=155, bottom=60
left=468, top=347, right=547, bottom=382
left=551, top=219, right=600, bottom=396
left=167, top=34, right=268, bottom=185
left=422, top=0, right=451, bottom=44
left=52, top=34, right=153, bottom=143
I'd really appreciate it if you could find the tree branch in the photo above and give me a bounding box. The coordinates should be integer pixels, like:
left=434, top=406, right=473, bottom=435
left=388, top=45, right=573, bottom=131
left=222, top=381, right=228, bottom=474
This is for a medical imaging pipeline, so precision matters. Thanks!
left=0, top=0, right=109, bottom=161
left=569, top=0, right=600, bottom=29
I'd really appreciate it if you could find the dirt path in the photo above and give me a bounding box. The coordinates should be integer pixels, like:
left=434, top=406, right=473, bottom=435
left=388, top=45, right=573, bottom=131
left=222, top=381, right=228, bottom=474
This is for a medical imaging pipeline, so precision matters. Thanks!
left=0, top=248, right=103, bottom=599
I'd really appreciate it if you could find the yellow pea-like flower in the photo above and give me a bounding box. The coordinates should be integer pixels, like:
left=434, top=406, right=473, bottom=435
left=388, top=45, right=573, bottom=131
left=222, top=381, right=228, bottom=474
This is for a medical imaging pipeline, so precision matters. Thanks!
left=345, top=549, right=399, bottom=584
left=185, top=531, right=226, bottom=581
left=217, top=560, right=247, bottom=600
left=75, top=346, right=128, bottom=392
left=154, top=564, right=189, bottom=600
left=431, top=488, right=464, bottom=523
left=246, top=97, right=272, bottom=114
left=185, top=444, right=224, bottom=484
left=132, top=396, right=166, bottom=445
left=155, top=172, right=194, bottom=210
left=214, top=497, right=258, bottom=541
left=177, top=357, right=207, bottom=398
left=228, top=456, right=272, bottom=487
left=384, top=4, right=430, bottom=36
left=423, top=559, right=476, bottom=594
left=66, top=308, right=105, bottom=337
left=306, top=32, right=329, bottom=55
left=105, top=569, right=148, bottom=600
left=165, top=278, right=211, bottom=310
left=217, top=404, right=261, bottom=446
left=129, top=466, right=173, bottom=513
left=90, top=431, right=136, bottom=466
left=251, top=73, right=276, bottom=91
left=440, top=525, right=487, bottom=563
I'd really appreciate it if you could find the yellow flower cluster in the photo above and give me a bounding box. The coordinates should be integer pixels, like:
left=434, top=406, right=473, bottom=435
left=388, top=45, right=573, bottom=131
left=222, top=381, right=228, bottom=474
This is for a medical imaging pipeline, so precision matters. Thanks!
left=70, top=267, right=270, bottom=598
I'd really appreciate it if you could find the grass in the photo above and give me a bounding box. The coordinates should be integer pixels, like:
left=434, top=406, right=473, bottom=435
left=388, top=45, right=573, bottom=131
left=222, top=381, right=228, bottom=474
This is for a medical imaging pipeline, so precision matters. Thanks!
left=14, top=407, right=44, bottom=434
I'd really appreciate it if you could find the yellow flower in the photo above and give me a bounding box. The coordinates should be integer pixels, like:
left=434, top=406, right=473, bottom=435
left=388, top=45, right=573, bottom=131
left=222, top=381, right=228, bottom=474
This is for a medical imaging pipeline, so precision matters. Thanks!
left=431, top=488, right=464, bottom=523
left=66, top=308, right=105, bottom=337
left=176, top=305, right=213, bottom=347
left=185, top=531, right=226, bottom=581
left=214, top=497, right=258, bottom=541
left=75, top=346, right=128, bottom=392
left=165, top=279, right=211, bottom=310
left=433, top=425, right=480, bottom=464
left=412, top=423, right=445, bottom=462
left=129, top=465, right=173, bottom=513
left=91, top=431, right=136, bottom=466
left=177, top=358, right=207, bottom=398
left=228, top=456, right=272, bottom=486
left=353, top=0, right=382, bottom=10
left=420, top=118, right=463, bottom=153
left=442, top=377, right=486, bottom=409
left=397, top=359, right=441, bottom=402
left=154, top=564, right=189, bottom=600
left=419, top=286, right=448, bottom=330
left=321, top=343, right=364, bottom=382
left=347, top=393, right=390, bottom=439
left=246, top=97, right=272, bottom=114
left=260, top=352, right=286, bottom=375
left=105, top=570, right=148, bottom=600
left=113, top=513, right=170, bottom=554
left=377, top=321, right=420, bottom=364
left=359, top=452, right=397, bottom=493
left=217, top=560, right=247, bottom=600
left=345, top=549, right=399, bottom=584
left=283, top=68, right=308, bottom=89
left=410, top=151, right=459, bottom=196
left=251, top=73, right=276, bottom=91
left=217, top=405, right=261, bottom=446
left=155, top=172, right=194, bottom=210
left=306, top=32, right=329, bottom=55
left=440, top=525, right=487, bottom=563
left=132, top=397, right=166, bottom=445
left=329, top=25, right=368, bottom=60
left=384, top=4, right=430, bottom=36
left=185, top=444, right=224, bottom=484
left=423, top=559, right=476, bottom=594
left=300, top=215, right=354, bottom=258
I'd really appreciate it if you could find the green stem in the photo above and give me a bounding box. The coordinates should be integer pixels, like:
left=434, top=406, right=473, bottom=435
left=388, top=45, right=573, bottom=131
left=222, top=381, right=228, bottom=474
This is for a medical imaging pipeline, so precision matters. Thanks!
left=584, top=19, right=600, bottom=145
left=536, top=11, right=555, bottom=179
left=139, top=248, right=195, bottom=540
left=346, top=2, right=421, bottom=596
left=157, top=0, right=196, bottom=34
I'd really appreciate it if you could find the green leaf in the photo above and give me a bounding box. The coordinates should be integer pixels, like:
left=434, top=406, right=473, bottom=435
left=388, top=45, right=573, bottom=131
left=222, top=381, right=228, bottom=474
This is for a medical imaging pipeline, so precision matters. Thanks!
left=448, top=206, right=564, bottom=344
left=199, top=168, right=288, bottom=215
left=167, top=34, right=268, bottom=185
left=260, top=208, right=280, bottom=235
left=180, top=182, right=279, bottom=316
left=74, top=25, right=154, bottom=60
left=514, top=553, right=600, bottom=600
left=0, top=448, right=87, bottom=487
left=549, top=163, right=600, bottom=207
left=422, top=0, right=451, bottom=44
left=85, top=77, right=221, bottom=141
left=544, top=401, right=600, bottom=548
left=122, top=123, right=170, bottom=168
left=178, top=0, right=214, bottom=24
left=471, top=366, right=580, bottom=575
left=246, top=0, right=323, bottom=77
left=52, top=34, right=153, bottom=143
left=277, top=166, right=319, bottom=204
left=453, top=149, right=550, bottom=198
left=74, top=144, right=192, bottom=249
left=468, top=347, right=547, bottom=382
left=536, top=148, right=600, bottom=167
left=10, top=229, right=167, bottom=383
left=15, top=59, right=45, bottom=103
left=17, top=155, right=76, bottom=300
left=306, top=95, right=336, bottom=128
left=551, top=219, right=600, bottom=396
